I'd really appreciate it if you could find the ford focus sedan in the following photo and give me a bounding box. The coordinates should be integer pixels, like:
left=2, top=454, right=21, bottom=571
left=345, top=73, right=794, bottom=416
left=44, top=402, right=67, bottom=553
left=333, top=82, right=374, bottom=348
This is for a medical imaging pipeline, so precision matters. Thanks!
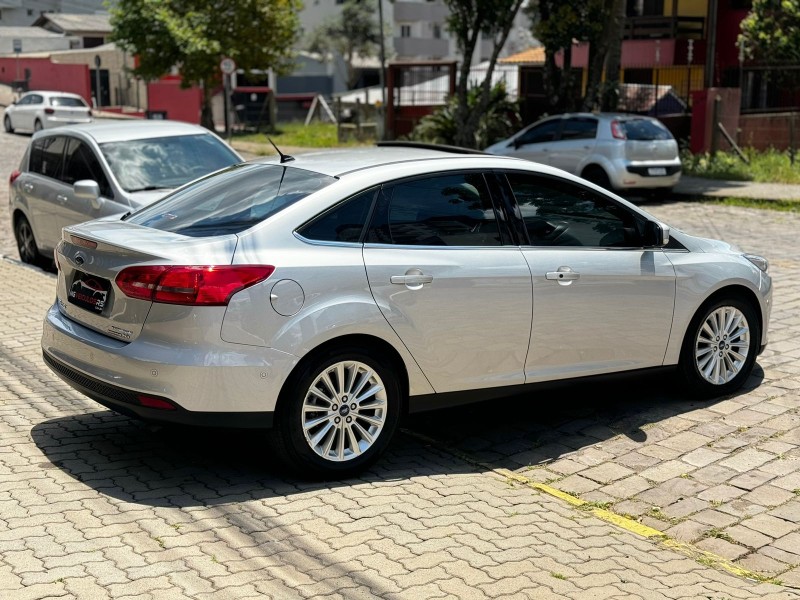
left=41, top=143, right=771, bottom=478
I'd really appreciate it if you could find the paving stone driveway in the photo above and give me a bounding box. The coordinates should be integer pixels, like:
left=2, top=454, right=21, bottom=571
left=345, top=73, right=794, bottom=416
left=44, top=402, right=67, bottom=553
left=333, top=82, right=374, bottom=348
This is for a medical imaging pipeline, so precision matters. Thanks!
left=1, top=198, right=799, bottom=599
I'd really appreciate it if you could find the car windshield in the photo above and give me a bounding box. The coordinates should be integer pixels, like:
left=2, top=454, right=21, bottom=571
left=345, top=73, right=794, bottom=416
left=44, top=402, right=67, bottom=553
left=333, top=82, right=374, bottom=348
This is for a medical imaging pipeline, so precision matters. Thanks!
left=621, top=119, right=672, bottom=141
left=125, top=162, right=336, bottom=237
left=50, top=97, right=87, bottom=107
left=100, top=134, right=241, bottom=192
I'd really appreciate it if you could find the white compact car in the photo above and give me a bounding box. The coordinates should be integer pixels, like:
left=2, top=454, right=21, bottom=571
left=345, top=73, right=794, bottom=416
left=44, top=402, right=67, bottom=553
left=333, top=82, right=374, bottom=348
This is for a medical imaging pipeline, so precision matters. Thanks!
left=4, top=90, right=93, bottom=133
left=41, top=143, right=771, bottom=479
left=485, top=112, right=682, bottom=194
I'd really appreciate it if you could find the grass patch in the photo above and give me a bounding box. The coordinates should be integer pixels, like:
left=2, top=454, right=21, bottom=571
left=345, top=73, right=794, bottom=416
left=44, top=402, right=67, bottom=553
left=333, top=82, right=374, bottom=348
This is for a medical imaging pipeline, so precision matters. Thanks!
left=682, top=149, right=800, bottom=184
left=550, top=572, right=567, bottom=580
left=711, top=197, right=800, bottom=212
left=704, top=528, right=736, bottom=544
left=233, top=121, right=373, bottom=151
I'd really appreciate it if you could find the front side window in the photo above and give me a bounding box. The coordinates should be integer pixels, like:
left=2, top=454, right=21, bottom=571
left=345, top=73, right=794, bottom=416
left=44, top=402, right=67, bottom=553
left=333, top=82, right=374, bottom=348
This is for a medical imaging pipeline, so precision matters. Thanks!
left=29, top=136, right=66, bottom=180
left=506, top=172, right=644, bottom=247
left=62, top=138, right=112, bottom=197
left=367, top=173, right=502, bottom=247
left=100, top=134, right=240, bottom=192
left=517, top=120, right=561, bottom=145
left=126, top=163, right=335, bottom=237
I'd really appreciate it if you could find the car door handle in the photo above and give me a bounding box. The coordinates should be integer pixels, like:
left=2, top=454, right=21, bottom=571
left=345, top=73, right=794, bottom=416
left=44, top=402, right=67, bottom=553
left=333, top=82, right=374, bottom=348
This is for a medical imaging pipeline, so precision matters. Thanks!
left=57, top=194, right=69, bottom=204
left=546, top=267, right=579, bottom=284
left=391, top=269, right=433, bottom=287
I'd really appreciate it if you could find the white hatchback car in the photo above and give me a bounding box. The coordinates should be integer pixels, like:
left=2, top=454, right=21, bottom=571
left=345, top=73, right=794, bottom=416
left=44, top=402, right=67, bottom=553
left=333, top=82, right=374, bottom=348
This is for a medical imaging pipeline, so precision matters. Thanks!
left=485, top=112, right=682, bottom=194
left=41, top=143, right=771, bottom=479
left=4, top=90, right=93, bottom=133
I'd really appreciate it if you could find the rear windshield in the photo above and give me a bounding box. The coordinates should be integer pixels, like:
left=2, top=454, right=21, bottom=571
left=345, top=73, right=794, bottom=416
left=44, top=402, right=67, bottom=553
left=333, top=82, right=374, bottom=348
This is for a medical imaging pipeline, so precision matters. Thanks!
left=621, top=119, right=672, bottom=141
left=100, top=134, right=241, bottom=192
left=50, top=96, right=87, bottom=107
left=125, top=163, right=336, bottom=237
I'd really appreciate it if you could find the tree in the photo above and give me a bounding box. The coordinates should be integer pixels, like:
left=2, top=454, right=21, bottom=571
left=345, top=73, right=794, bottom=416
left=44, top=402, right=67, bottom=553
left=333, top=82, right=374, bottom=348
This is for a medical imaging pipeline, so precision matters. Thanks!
left=307, top=0, right=383, bottom=89
left=443, top=0, right=527, bottom=148
left=109, top=0, right=302, bottom=130
left=526, top=0, right=625, bottom=113
left=738, top=0, right=800, bottom=65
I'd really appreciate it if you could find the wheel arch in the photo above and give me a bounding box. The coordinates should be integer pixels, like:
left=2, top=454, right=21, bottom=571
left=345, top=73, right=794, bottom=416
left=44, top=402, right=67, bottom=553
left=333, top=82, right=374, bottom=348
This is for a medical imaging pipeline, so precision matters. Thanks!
left=275, top=333, right=411, bottom=419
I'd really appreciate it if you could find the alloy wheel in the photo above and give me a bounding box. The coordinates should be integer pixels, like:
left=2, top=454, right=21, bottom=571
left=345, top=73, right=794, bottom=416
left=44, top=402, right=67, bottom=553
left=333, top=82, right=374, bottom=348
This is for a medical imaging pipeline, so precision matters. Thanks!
left=16, top=219, right=37, bottom=264
left=301, top=360, right=388, bottom=462
left=694, top=305, right=750, bottom=385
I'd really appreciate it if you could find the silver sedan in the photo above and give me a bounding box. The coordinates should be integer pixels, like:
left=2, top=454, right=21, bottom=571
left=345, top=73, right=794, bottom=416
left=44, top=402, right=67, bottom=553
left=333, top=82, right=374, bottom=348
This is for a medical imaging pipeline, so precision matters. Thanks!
left=41, top=143, right=772, bottom=478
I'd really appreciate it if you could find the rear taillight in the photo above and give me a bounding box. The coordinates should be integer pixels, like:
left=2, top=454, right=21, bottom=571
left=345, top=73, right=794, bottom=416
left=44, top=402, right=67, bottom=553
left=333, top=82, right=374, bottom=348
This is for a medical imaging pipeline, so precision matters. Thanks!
left=116, top=265, right=275, bottom=306
left=611, top=120, right=627, bottom=140
left=9, top=169, right=20, bottom=185
left=44, top=107, right=55, bottom=115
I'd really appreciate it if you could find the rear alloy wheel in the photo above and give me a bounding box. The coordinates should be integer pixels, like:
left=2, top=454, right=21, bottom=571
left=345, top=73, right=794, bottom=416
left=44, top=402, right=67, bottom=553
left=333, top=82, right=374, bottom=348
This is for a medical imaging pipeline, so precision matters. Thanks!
left=3, top=115, right=13, bottom=133
left=33, top=119, right=43, bottom=132
left=274, top=348, right=401, bottom=479
left=679, top=298, right=759, bottom=398
left=14, top=215, right=41, bottom=266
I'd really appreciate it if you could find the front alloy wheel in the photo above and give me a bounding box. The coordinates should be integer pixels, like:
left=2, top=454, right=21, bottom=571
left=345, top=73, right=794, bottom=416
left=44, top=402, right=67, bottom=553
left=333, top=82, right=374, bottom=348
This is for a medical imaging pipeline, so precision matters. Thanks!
left=680, top=298, right=759, bottom=397
left=274, top=348, right=401, bottom=479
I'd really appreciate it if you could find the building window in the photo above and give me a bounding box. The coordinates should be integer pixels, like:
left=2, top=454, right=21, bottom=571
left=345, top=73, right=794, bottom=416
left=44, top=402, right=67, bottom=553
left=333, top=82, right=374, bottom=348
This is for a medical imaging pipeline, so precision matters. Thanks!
left=400, top=24, right=411, bottom=38
left=432, top=24, right=441, bottom=39
left=27, top=9, right=34, bottom=16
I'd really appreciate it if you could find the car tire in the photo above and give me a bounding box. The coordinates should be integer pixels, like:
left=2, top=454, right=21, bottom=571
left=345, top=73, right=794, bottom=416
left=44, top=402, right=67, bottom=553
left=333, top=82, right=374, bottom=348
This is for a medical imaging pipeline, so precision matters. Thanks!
left=678, top=296, right=760, bottom=398
left=272, top=346, right=402, bottom=479
left=582, top=166, right=613, bottom=191
left=14, top=215, right=44, bottom=266
left=33, top=119, right=43, bottom=132
left=3, top=115, right=13, bottom=133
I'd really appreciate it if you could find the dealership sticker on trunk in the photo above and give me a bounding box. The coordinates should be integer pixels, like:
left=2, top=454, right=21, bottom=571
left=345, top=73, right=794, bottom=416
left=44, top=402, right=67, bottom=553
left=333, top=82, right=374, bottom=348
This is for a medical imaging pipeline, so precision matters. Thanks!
left=68, top=273, right=110, bottom=314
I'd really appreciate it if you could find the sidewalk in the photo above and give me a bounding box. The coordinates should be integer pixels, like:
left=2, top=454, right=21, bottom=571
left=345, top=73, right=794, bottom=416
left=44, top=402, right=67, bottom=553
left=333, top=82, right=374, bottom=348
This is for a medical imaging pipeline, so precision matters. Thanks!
left=674, top=176, right=800, bottom=202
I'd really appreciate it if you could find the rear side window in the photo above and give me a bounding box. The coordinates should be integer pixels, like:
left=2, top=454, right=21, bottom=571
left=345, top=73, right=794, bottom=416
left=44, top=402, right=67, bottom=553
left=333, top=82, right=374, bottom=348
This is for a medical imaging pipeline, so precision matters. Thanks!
left=126, top=163, right=335, bottom=237
left=621, top=119, right=672, bottom=141
left=298, top=188, right=376, bottom=243
left=367, top=173, right=502, bottom=247
left=29, top=136, right=67, bottom=180
left=561, top=117, right=597, bottom=140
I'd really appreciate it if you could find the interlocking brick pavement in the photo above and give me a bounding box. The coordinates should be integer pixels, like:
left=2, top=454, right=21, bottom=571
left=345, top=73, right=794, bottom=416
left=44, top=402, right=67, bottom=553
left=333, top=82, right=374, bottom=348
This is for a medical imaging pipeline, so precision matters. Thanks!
left=1, top=198, right=800, bottom=599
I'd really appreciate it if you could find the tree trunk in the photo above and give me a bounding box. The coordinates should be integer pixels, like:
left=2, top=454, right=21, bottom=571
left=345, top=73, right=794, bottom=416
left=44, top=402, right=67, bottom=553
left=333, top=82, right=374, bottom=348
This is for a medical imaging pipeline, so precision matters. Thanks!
left=601, top=0, right=626, bottom=111
left=200, top=80, right=215, bottom=131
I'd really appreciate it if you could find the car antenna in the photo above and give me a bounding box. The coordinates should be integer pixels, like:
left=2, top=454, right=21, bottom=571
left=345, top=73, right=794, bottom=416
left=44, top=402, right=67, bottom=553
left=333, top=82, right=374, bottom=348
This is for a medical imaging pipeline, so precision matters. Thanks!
left=268, top=138, right=294, bottom=163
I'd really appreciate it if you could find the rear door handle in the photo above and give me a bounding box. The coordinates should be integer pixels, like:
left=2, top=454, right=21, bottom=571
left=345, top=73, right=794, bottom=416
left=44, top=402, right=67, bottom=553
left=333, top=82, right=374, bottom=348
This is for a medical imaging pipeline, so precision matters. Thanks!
left=391, top=268, right=433, bottom=287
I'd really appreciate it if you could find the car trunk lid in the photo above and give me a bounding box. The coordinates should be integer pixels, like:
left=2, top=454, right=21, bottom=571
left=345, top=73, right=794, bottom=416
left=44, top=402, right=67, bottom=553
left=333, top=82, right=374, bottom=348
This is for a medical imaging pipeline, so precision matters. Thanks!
left=56, top=220, right=239, bottom=342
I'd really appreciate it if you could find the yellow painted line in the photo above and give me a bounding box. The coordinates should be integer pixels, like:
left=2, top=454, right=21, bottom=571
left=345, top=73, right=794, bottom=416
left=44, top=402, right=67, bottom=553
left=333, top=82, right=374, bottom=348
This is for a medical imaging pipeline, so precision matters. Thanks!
left=399, top=431, right=788, bottom=587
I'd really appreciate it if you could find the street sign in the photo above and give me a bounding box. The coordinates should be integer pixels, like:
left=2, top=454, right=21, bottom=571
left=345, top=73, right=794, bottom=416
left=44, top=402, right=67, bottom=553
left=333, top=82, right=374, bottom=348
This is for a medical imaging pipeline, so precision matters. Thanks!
left=220, top=57, right=236, bottom=75
left=12, top=39, right=21, bottom=53
left=94, top=55, right=102, bottom=68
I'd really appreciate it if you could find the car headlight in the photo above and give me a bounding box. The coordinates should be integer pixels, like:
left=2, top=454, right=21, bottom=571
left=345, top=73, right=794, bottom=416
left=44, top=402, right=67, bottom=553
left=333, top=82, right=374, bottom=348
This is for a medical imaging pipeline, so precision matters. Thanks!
left=744, top=253, right=769, bottom=272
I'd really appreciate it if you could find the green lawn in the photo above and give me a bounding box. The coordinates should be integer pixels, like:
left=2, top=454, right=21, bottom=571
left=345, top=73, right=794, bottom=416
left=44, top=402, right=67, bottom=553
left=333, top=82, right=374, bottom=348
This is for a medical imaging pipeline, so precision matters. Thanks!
left=233, top=121, right=374, bottom=150
left=682, top=149, right=800, bottom=184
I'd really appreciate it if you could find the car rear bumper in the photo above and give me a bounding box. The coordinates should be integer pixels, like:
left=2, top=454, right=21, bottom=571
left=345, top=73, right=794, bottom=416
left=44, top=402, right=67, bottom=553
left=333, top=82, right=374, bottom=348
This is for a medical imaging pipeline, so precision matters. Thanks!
left=42, top=303, right=299, bottom=420
left=611, top=161, right=682, bottom=190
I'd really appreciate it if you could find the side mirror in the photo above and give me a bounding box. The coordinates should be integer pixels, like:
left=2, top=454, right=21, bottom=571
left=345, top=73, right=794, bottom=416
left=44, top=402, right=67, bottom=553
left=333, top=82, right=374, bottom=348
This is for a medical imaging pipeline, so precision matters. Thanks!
left=643, top=220, right=669, bottom=247
left=74, top=179, right=103, bottom=210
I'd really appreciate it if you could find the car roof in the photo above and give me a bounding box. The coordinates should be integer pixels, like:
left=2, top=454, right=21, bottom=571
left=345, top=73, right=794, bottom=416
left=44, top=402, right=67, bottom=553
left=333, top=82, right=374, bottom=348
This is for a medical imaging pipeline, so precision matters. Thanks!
left=33, top=119, right=220, bottom=144
left=251, top=144, right=533, bottom=178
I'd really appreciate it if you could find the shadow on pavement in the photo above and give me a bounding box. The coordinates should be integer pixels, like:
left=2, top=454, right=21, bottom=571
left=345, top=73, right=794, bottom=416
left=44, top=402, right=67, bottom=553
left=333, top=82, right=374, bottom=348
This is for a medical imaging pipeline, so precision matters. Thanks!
left=30, top=365, right=764, bottom=507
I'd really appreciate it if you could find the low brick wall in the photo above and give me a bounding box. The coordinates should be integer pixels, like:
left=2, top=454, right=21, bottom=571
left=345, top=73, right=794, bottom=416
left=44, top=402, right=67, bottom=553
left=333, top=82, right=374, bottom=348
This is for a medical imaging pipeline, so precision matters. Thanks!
left=738, top=112, right=800, bottom=151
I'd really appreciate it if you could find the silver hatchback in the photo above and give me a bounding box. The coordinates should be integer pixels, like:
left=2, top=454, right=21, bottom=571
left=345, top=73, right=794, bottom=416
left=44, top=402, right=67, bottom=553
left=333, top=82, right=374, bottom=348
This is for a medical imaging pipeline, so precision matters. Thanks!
left=484, top=112, right=682, bottom=193
left=41, top=143, right=771, bottom=478
left=9, top=120, right=242, bottom=268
